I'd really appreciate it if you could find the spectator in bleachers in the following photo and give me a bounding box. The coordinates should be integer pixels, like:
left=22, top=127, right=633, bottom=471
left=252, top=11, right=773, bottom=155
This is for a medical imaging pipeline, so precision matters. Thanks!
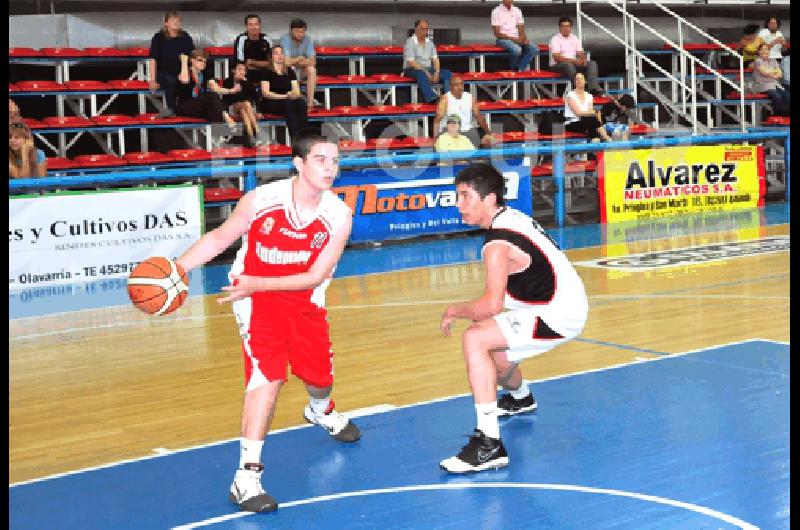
left=759, top=17, right=787, bottom=63
left=752, top=43, right=789, bottom=116
left=9, top=122, right=46, bottom=178
left=549, top=16, right=601, bottom=96
left=598, top=94, right=635, bottom=141
left=563, top=73, right=610, bottom=142
left=432, top=75, right=493, bottom=148
left=435, top=114, right=476, bottom=152
left=738, top=24, right=765, bottom=67
left=212, top=61, right=261, bottom=147
left=403, top=19, right=452, bottom=104
left=175, top=50, right=238, bottom=134
left=781, top=50, right=789, bottom=90
left=148, top=11, right=195, bottom=115
left=259, top=45, right=308, bottom=141
left=280, top=19, right=318, bottom=109
left=234, top=14, right=273, bottom=100
left=9, top=98, right=21, bottom=123
left=491, top=0, right=535, bottom=72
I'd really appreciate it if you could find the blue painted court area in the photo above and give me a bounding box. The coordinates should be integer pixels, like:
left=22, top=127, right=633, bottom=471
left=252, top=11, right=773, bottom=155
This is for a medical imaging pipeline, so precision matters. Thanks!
left=9, top=339, right=789, bottom=529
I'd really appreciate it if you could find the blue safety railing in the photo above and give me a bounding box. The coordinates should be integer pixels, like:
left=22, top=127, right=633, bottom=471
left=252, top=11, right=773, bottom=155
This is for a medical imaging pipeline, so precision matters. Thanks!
left=10, top=130, right=790, bottom=229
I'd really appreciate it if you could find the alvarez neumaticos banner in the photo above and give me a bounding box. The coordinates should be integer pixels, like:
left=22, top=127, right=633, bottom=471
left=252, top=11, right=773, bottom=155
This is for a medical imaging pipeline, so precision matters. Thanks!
left=599, top=144, right=765, bottom=223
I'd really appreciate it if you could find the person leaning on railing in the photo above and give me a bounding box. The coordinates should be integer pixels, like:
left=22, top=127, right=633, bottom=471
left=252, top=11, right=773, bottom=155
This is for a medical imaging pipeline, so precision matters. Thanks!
left=752, top=43, right=790, bottom=117
left=9, top=122, right=47, bottom=179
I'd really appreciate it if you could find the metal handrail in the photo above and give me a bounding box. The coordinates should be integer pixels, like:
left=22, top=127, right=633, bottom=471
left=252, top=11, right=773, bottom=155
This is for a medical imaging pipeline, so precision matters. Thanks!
left=576, top=0, right=746, bottom=132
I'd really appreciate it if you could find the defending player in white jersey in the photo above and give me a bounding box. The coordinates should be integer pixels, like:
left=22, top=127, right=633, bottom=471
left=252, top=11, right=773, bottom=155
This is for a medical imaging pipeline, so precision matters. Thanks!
left=439, top=162, right=588, bottom=473
left=176, top=132, right=359, bottom=512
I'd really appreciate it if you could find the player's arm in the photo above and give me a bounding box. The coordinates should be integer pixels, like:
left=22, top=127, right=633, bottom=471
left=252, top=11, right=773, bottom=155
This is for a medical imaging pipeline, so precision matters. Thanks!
left=218, top=214, right=353, bottom=302
left=441, top=242, right=510, bottom=335
left=176, top=191, right=255, bottom=273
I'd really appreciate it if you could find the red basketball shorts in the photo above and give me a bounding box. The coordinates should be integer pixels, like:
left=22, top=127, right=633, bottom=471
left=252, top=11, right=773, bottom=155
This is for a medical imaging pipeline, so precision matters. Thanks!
left=232, top=296, right=334, bottom=390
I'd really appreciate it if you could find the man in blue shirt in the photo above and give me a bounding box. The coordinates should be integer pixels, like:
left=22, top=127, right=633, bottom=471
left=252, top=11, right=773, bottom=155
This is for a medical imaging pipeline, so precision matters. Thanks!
left=280, top=19, right=317, bottom=108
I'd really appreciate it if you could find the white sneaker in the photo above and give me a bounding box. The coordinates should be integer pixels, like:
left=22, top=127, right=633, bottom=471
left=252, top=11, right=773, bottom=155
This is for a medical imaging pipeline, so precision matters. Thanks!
left=303, top=400, right=361, bottom=442
left=229, top=463, right=278, bottom=512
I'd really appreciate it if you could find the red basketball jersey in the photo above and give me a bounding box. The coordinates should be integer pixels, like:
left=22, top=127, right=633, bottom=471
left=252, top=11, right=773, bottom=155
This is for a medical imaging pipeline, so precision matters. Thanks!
left=230, top=177, right=351, bottom=309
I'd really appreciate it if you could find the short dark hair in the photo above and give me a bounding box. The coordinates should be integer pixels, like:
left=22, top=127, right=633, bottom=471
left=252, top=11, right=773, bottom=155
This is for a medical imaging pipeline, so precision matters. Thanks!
left=292, top=131, right=337, bottom=159
left=559, top=16, right=572, bottom=26
left=245, top=14, right=261, bottom=24
left=231, top=60, right=246, bottom=71
left=290, top=18, right=307, bottom=30
left=454, top=162, right=506, bottom=207
left=764, top=17, right=780, bottom=29
left=617, top=94, right=635, bottom=108
left=744, top=23, right=760, bottom=36
left=414, top=19, right=425, bottom=29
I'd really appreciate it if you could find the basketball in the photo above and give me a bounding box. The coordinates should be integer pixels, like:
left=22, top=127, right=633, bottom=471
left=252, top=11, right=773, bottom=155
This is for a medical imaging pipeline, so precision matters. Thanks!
left=127, top=257, right=189, bottom=316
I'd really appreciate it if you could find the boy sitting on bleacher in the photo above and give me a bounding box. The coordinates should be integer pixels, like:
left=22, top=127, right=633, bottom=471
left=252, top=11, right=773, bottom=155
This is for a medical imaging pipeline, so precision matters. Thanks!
left=598, top=94, right=635, bottom=141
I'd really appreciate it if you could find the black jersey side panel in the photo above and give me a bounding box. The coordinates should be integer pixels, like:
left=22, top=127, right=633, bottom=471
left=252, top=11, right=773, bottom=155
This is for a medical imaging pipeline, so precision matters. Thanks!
left=484, top=228, right=556, bottom=304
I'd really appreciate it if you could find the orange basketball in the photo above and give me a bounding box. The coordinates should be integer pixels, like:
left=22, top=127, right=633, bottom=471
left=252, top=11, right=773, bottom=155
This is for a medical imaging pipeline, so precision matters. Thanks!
left=127, top=256, right=189, bottom=315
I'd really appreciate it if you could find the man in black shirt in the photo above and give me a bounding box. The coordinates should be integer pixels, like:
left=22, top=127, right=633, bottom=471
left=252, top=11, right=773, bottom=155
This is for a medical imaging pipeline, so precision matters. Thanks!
left=233, top=14, right=273, bottom=99
left=599, top=94, right=634, bottom=141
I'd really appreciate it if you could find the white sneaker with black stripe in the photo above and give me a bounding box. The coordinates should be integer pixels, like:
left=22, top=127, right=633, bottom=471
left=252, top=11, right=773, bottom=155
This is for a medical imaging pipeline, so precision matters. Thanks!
left=303, top=400, right=361, bottom=443
left=229, top=462, right=278, bottom=513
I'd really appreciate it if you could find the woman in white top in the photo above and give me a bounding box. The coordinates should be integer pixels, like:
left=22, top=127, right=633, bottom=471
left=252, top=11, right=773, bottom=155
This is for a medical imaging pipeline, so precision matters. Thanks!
left=758, top=17, right=787, bottom=62
left=563, top=72, right=610, bottom=141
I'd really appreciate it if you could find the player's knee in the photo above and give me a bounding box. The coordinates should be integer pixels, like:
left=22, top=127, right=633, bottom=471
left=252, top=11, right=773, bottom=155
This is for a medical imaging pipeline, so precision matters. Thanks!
left=462, top=323, right=489, bottom=352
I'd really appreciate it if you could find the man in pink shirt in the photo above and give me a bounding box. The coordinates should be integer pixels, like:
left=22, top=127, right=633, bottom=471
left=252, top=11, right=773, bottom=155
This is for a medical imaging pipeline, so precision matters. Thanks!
left=549, top=16, right=600, bottom=95
left=491, top=0, right=535, bottom=72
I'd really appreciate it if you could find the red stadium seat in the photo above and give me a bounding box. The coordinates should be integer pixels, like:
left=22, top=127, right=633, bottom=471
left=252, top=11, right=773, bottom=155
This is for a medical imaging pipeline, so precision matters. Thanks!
left=436, top=45, right=473, bottom=53
left=9, top=47, right=43, bottom=57
left=308, top=107, right=343, bottom=117
left=629, top=124, right=658, bottom=135
left=494, top=131, right=539, bottom=143
left=329, top=105, right=375, bottom=116
left=516, top=70, right=561, bottom=79
left=314, top=46, right=351, bottom=55
left=459, top=71, right=502, bottom=81
left=15, top=80, right=65, bottom=92
left=135, top=113, right=207, bottom=124
left=764, top=116, right=790, bottom=126
left=122, top=152, right=176, bottom=165
left=204, top=188, right=244, bottom=203
left=338, top=139, right=369, bottom=151
left=168, top=149, right=214, bottom=161
left=372, top=73, right=413, bottom=83
left=210, top=146, right=258, bottom=159
left=9, top=83, right=19, bottom=92
left=468, top=44, right=506, bottom=53
left=120, top=47, right=150, bottom=57
left=726, top=92, right=769, bottom=100
left=315, top=76, right=341, bottom=85
left=46, top=157, right=79, bottom=170
left=63, top=80, right=110, bottom=91
left=40, top=47, right=87, bottom=57
left=478, top=100, right=515, bottom=110
left=205, top=46, right=234, bottom=57
left=367, top=105, right=407, bottom=115
left=537, top=44, right=550, bottom=52
left=41, top=116, right=95, bottom=128
left=83, top=47, right=128, bottom=57
left=91, top=114, right=142, bottom=126
left=72, top=154, right=128, bottom=167
left=22, top=118, right=46, bottom=129
left=531, top=160, right=597, bottom=177
left=336, top=74, right=377, bottom=84
left=402, top=103, right=437, bottom=113
left=106, top=79, right=149, bottom=90
left=255, top=144, right=293, bottom=157
left=378, top=45, right=404, bottom=54
left=347, top=46, right=385, bottom=54
left=531, top=98, right=565, bottom=107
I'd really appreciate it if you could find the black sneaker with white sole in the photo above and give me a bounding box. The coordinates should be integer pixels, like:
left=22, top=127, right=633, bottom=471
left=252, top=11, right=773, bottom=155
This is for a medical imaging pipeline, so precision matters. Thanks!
left=439, top=429, right=509, bottom=474
left=229, top=462, right=278, bottom=513
left=497, top=393, right=538, bottom=416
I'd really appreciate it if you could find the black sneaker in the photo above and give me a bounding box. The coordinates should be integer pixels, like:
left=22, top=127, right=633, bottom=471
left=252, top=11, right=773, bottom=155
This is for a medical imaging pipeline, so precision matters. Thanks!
left=229, top=462, right=278, bottom=513
left=497, top=393, right=538, bottom=416
left=439, top=429, right=509, bottom=473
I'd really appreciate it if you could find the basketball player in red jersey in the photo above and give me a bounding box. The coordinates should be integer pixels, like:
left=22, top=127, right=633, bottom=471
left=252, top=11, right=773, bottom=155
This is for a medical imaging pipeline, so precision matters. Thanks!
left=176, top=132, right=358, bottom=513
left=439, top=162, right=588, bottom=474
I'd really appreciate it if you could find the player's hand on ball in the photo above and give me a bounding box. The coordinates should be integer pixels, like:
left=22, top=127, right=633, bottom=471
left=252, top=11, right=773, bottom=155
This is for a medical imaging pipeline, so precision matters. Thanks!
left=441, top=307, right=457, bottom=337
left=217, top=274, right=259, bottom=304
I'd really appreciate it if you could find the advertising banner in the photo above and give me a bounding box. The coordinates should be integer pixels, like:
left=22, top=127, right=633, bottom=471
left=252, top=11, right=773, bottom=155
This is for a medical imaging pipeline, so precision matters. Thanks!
left=9, top=185, right=203, bottom=289
left=333, top=159, right=532, bottom=243
left=599, top=144, right=765, bottom=223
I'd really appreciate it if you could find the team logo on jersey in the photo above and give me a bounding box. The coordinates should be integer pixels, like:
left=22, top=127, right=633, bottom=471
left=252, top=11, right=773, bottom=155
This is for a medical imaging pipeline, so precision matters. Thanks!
left=260, top=217, right=275, bottom=235
left=310, top=232, right=328, bottom=249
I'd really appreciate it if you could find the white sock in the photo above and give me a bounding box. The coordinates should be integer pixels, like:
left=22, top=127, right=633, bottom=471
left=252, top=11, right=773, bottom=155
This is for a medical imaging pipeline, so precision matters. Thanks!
left=239, top=438, right=264, bottom=469
left=309, top=397, right=330, bottom=415
left=475, top=402, right=500, bottom=440
left=510, top=383, right=532, bottom=400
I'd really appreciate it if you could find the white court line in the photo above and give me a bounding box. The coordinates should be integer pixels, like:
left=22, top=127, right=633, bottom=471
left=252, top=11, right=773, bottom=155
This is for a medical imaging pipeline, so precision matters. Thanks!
left=9, top=338, right=781, bottom=488
left=171, top=483, right=759, bottom=530
left=9, top=294, right=787, bottom=341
